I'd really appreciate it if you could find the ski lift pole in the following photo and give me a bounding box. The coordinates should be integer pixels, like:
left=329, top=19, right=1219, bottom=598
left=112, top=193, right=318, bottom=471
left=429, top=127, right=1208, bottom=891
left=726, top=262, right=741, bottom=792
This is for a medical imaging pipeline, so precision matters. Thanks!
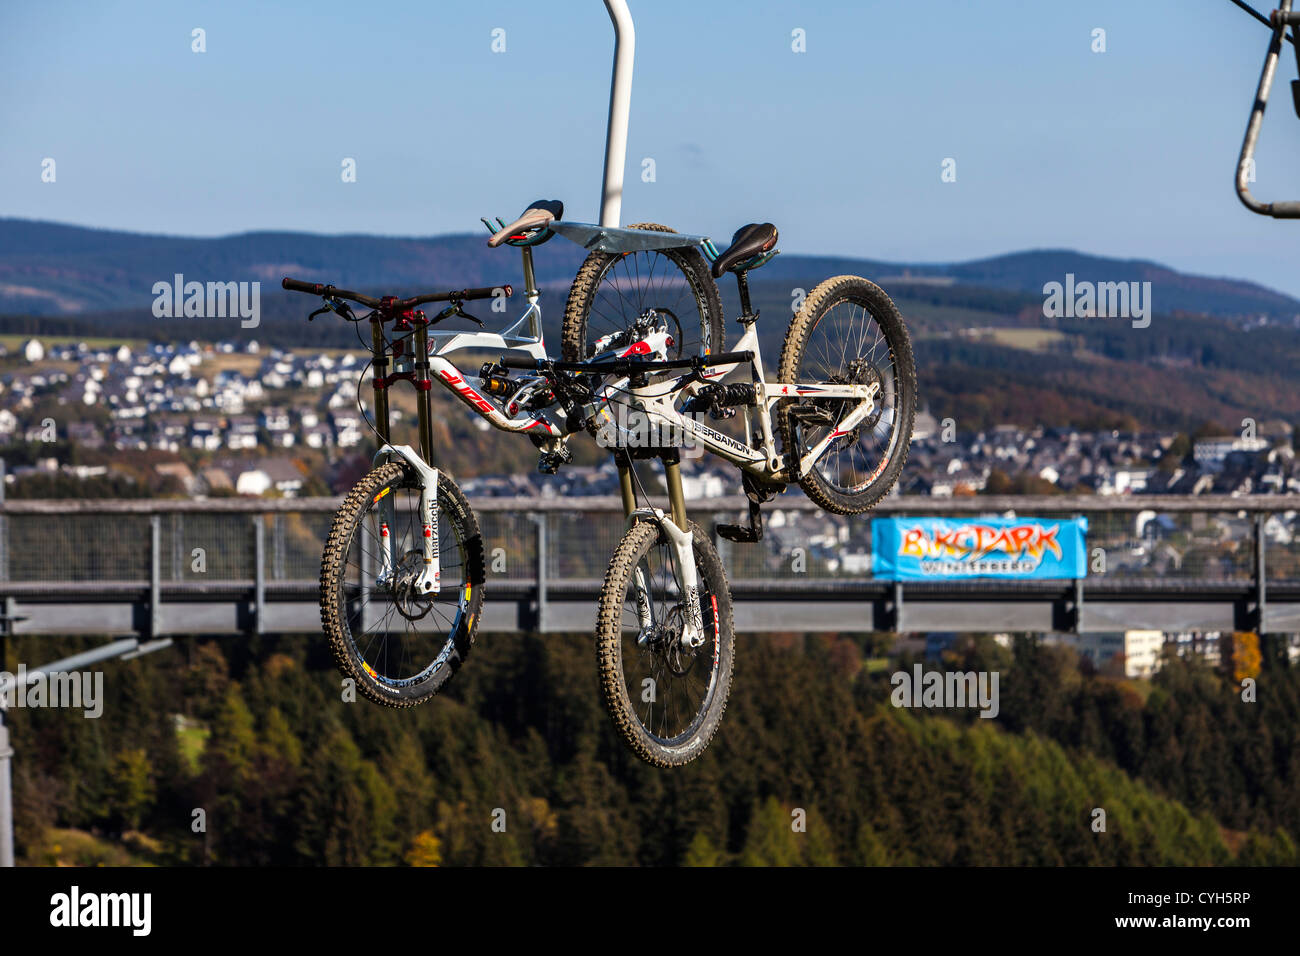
left=0, top=712, right=12, bottom=868
left=1236, top=0, right=1300, bottom=217
left=600, top=0, right=635, bottom=227
left=0, top=637, right=173, bottom=867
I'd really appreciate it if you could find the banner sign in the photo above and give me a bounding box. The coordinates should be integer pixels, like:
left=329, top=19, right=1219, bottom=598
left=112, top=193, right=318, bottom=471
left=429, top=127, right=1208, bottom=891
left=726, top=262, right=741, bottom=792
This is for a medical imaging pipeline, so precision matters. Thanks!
left=872, top=516, right=1088, bottom=581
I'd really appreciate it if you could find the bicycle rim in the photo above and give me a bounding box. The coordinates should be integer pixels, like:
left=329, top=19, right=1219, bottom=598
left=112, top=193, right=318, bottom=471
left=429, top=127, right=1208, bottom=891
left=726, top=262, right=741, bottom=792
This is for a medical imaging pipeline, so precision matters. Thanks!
left=338, top=475, right=471, bottom=689
left=616, top=528, right=723, bottom=745
left=583, top=251, right=715, bottom=359
left=796, top=300, right=905, bottom=495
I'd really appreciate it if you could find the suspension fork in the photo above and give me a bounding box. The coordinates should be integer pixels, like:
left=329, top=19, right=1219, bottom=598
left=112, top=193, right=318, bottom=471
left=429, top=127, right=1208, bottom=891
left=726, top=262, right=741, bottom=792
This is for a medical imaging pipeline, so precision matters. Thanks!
left=413, top=321, right=436, bottom=466
left=628, top=452, right=705, bottom=648
left=615, top=453, right=656, bottom=634
left=370, top=317, right=391, bottom=446
left=411, top=323, right=440, bottom=594
left=371, top=444, right=441, bottom=596
left=367, top=317, right=398, bottom=582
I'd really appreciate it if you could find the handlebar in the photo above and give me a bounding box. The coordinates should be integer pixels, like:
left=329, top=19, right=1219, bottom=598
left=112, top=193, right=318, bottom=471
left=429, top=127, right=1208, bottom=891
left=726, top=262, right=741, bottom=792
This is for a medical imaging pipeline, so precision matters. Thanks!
left=281, top=277, right=512, bottom=310
left=501, top=350, right=755, bottom=376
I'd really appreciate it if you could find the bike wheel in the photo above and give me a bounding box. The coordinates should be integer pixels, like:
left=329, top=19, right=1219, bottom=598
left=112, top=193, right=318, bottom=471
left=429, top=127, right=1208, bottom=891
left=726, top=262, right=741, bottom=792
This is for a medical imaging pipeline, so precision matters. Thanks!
left=561, top=222, right=725, bottom=362
left=595, top=518, right=735, bottom=767
left=320, top=461, right=485, bottom=707
left=777, top=275, right=916, bottom=515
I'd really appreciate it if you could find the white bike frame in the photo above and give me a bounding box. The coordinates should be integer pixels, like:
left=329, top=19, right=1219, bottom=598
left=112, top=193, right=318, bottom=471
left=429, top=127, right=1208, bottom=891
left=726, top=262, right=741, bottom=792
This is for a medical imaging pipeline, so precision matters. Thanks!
left=592, top=323, right=880, bottom=485
left=590, top=323, right=879, bottom=639
left=357, top=255, right=566, bottom=600
left=424, top=284, right=562, bottom=439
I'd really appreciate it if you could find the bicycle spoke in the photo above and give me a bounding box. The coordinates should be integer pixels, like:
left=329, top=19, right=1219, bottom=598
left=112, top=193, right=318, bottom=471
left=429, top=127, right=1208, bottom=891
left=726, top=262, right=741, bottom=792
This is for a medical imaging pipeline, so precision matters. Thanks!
left=795, top=298, right=903, bottom=494
left=336, top=479, right=469, bottom=686
left=616, top=534, right=717, bottom=743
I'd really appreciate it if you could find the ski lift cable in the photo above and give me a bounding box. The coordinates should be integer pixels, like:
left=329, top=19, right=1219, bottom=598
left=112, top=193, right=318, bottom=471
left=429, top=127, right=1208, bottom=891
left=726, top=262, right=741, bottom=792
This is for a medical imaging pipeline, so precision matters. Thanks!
left=1226, top=0, right=1296, bottom=45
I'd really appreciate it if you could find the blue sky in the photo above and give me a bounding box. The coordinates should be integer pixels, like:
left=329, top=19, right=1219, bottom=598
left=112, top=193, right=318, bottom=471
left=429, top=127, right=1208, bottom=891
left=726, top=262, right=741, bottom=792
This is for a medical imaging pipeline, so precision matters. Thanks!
left=2, top=0, right=1298, bottom=295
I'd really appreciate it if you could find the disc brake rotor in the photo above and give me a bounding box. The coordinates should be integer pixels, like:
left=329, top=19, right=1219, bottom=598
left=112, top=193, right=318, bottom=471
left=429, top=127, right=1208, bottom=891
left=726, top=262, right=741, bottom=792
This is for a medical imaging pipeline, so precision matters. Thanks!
left=390, top=549, right=433, bottom=621
left=659, top=606, right=695, bottom=678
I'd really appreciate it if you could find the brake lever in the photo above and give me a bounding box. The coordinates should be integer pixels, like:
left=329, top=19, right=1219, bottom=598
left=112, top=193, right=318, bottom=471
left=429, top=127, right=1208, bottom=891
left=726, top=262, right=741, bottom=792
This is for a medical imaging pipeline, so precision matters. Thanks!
left=308, top=296, right=358, bottom=322
left=432, top=301, right=485, bottom=328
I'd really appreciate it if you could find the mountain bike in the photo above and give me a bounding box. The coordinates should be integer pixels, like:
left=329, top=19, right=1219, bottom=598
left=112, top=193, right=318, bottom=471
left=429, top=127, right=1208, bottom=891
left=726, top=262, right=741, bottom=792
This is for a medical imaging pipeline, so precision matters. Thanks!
left=498, top=220, right=916, bottom=764
left=281, top=201, right=579, bottom=706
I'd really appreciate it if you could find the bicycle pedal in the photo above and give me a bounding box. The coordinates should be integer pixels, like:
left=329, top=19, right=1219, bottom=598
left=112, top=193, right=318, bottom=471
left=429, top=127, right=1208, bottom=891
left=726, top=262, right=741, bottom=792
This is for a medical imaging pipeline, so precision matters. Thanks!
left=715, top=498, right=763, bottom=544
left=715, top=522, right=760, bottom=543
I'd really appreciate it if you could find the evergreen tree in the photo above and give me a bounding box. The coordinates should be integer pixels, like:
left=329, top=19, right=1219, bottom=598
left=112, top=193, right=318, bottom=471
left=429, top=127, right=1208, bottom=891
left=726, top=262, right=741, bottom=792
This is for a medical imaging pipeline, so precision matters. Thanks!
left=108, top=748, right=155, bottom=831
left=682, top=832, right=721, bottom=867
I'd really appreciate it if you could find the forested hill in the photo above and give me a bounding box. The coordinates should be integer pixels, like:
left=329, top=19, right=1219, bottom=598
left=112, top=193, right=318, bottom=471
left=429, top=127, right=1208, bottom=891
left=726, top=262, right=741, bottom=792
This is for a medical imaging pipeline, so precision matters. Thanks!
left=2, top=217, right=1296, bottom=321
left=6, top=631, right=1297, bottom=866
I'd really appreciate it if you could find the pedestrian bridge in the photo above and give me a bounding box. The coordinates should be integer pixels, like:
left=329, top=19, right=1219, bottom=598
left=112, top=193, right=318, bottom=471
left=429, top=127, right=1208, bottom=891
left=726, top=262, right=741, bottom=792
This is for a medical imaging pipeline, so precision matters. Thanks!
left=1, top=494, right=1298, bottom=638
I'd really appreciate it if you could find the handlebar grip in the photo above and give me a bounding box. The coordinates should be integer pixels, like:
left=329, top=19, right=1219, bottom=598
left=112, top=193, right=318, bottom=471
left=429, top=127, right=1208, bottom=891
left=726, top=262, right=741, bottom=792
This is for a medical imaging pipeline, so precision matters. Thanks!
left=282, top=277, right=325, bottom=294
left=458, top=285, right=512, bottom=301
left=500, top=355, right=541, bottom=370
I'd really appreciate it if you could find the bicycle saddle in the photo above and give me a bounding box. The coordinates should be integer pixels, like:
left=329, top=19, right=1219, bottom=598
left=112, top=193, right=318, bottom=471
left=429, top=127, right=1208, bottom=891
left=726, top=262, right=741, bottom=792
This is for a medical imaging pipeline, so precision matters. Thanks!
left=711, top=222, right=778, bottom=277
left=487, top=199, right=565, bottom=247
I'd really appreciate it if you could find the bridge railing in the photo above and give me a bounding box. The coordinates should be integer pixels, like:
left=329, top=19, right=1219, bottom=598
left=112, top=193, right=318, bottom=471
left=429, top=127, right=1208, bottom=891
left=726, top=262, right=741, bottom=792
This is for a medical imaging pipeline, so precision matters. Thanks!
left=1, top=494, right=1298, bottom=634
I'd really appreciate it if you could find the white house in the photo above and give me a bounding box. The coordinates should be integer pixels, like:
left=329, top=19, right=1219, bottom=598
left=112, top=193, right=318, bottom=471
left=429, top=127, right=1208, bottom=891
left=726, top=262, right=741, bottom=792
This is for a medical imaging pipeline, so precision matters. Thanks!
left=1075, top=630, right=1165, bottom=677
left=236, top=469, right=273, bottom=496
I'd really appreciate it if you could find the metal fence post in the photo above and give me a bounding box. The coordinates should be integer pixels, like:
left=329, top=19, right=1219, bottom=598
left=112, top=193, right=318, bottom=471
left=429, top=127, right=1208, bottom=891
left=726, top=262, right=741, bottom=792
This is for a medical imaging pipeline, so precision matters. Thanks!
left=254, top=515, right=266, bottom=636
left=0, top=711, right=13, bottom=867
left=0, top=458, right=8, bottom=583
left=1255, top=511, right=1267, bottom=634
left=149, top=514, right=161, bottom=638
left=273, top=514, right=286, bottom=581
left=172, top=514, right=183, bottom=581
left=1074, top=512, right=1086, bottom=633
left=535, top=514, right=547, bottom=633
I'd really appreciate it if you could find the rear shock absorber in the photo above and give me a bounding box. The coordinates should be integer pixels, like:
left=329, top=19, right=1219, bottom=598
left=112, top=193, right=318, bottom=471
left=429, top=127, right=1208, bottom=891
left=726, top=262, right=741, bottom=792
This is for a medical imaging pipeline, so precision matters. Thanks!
left=688, top=382, right=756, bottom=420
left=479, top=362, right=514, bottom=397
